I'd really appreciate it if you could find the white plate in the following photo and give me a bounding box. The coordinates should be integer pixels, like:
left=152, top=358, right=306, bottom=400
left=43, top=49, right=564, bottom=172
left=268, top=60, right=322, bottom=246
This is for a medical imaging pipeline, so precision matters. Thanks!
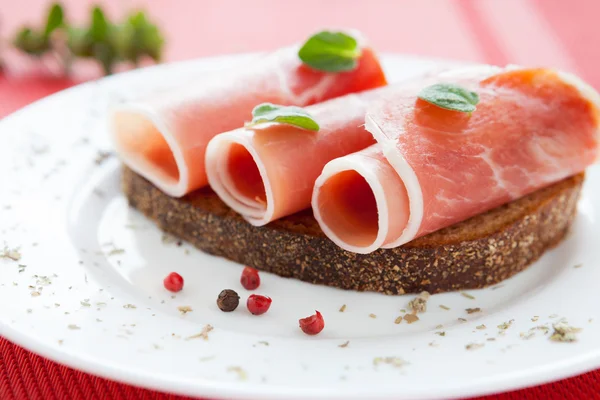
left=1, top=54, right=599, bottom=400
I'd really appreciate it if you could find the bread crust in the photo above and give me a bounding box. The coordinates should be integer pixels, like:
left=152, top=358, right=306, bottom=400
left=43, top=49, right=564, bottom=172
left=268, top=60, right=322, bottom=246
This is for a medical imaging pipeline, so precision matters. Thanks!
left=122, top=166, right=583, bottom=294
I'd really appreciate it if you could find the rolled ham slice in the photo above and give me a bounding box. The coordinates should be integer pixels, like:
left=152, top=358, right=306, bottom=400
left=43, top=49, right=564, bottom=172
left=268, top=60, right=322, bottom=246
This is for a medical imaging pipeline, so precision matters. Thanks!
left=313, top=66, right=600, bottom=253
left=111, top=41, right=386, bottom=197
left=205, top=88, right=391, bottom=225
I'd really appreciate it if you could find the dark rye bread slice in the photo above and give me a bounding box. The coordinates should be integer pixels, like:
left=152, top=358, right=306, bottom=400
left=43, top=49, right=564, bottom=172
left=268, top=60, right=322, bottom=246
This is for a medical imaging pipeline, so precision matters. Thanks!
left=122, top=166, right=584, bottom=295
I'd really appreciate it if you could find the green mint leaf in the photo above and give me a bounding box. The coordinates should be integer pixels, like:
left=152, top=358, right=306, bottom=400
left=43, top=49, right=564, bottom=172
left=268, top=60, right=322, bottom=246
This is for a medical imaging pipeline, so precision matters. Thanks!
left=90, top=6, right=109, bottom=41
left=298, top=31, right=361, bottom=73
left=67, top=26, right=93, bottom=57
left=85, top=6, right=120, bottom=75
left=94, top=41, right=119, bottom=75
left=13, top=27, right=50, bottom=56
left=44, top=3, right=64, bottom=37
left=252, top=103, right=280, bottom=115
left=115, top=11, right=165, bottom=64
left=246, top=103, right=320, bottom=132
left=418, top=83, right=479, bottom=113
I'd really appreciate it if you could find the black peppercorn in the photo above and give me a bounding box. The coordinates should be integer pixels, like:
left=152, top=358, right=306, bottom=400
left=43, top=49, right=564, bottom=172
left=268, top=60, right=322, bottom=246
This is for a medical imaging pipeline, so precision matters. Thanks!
left=217, top=289, right=240, bottom=312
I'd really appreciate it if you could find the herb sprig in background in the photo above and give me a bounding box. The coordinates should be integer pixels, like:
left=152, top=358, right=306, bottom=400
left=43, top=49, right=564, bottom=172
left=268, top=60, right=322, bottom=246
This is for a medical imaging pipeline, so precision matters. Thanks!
left=9, top=2, right=164, bottom=75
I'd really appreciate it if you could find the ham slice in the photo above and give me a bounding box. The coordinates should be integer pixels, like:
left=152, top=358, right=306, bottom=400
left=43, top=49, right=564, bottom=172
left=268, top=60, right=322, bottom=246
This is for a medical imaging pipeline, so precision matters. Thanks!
left=205, top=88, right=391, bottom=226
left=111, top=43, right=386, bottom=197
left=313, top=66, right=600, bottom=253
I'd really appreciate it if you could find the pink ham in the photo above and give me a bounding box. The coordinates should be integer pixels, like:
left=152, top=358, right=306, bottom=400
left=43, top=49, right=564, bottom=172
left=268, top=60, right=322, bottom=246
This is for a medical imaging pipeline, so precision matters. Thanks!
left=111, top=42, right=386, bottom=197
left=312, top=66, right=600, bottom=253
left=205, top=88, right=391, bottom=226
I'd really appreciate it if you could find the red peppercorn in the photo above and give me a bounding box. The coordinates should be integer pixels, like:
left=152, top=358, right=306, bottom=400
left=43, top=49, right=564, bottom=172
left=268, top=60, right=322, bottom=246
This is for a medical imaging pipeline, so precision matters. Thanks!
left=246, top=294, right=272, bottom=315
left=163, top=272, right=184, bottom=292
left=240, top=266, right=260, bottom=290
left=299, top=311, right=325, bottom=335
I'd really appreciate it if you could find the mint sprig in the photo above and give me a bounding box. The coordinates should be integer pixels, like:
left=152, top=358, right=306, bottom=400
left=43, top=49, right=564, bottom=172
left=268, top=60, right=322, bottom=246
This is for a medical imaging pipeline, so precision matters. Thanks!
left=44, top=4, right=64, bottom=36
left=9, top=3, right=164, bottom=76
left=13, top=3, right=63, bottom=56
left=115, top=12, right=164, bottom=65
left=246, top=103, right=320, bottom=132
left=418, top=83, right=480, bottom=113
left=13, top=28, right=50, bottom=56
left=298, top=31, right=361, bottom=73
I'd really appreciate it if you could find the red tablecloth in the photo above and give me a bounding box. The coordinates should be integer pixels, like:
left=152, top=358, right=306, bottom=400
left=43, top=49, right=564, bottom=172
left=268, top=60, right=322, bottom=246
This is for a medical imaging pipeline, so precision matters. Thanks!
left=1, top=0, right=600, bottom=398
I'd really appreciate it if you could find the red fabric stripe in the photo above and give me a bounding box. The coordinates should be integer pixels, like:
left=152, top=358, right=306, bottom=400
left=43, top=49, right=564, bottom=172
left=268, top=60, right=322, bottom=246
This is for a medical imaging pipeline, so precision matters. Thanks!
left=20, top=349, right=45, bottom=399
left=93, top=372, right=116, bottom=400
left=0, top=346, right=15, bottom=400
left=3, top=338, right=30, bottom=400
left=42, top=357, right=70, bottom=399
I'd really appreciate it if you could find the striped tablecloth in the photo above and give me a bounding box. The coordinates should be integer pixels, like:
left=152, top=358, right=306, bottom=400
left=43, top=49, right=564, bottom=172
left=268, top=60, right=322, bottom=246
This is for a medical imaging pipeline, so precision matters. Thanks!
left=1, top=0, right=599, bottom=398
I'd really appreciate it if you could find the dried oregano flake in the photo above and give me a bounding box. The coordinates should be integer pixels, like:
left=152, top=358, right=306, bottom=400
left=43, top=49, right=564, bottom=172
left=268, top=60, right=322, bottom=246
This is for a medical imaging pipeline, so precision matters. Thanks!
left=550, top=322, right=581, bottom=342
left=408, top=291, right=430, bottom=313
